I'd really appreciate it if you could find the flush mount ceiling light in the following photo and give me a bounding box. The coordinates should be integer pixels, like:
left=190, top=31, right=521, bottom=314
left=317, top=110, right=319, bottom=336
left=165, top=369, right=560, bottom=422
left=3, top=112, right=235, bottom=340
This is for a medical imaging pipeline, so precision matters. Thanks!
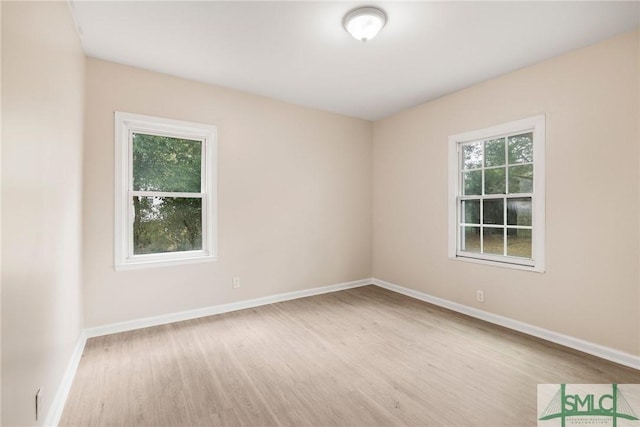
left=343, top=6, right=387, bottom=43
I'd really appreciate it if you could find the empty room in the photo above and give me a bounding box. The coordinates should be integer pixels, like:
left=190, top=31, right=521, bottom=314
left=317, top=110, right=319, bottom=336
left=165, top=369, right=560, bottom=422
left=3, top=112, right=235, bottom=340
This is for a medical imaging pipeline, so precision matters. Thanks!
left=2, top=1, right=640, bottom=426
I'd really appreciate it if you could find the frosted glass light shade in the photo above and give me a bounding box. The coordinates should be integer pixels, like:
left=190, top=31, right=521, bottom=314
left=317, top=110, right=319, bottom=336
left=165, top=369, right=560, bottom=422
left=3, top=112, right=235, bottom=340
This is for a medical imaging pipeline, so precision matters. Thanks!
left=344, top=7, right=387, bottom=42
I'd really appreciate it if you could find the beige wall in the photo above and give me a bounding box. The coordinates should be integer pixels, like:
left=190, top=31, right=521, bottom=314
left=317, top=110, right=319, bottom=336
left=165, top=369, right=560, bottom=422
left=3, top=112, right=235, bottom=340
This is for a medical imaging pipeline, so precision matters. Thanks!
left=373, top=31, right=640, bottom=356
left=1, top=2, right=85, bottom=426
left=83, top=59, right=372, bottom=327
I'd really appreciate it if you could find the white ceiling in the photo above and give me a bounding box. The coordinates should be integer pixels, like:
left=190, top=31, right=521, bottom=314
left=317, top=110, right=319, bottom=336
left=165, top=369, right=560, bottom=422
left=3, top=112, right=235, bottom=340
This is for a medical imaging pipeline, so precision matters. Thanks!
left=69, top=1, right=639, bottom=121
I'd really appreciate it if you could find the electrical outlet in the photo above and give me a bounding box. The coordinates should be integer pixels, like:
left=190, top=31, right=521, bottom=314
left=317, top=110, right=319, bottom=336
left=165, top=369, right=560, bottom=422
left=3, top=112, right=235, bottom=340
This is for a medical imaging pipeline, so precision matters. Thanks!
left=232, top=277, right=240, bottom=289
left=35, top=388, right=42, bottom=421
left=476, top=290, right=484, bottom=303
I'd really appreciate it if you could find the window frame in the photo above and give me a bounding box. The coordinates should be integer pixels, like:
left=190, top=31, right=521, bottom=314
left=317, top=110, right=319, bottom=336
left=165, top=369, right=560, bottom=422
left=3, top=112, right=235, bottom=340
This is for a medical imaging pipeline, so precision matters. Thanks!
left=448, top=115, right=545, bottom=272
left=114, top=111, right=217, bottom=271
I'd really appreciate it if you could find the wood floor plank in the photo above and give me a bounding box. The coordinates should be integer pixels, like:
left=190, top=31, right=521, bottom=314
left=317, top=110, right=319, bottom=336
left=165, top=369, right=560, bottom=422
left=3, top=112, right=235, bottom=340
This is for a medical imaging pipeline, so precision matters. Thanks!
left=60, top=285, right=640, bottom=426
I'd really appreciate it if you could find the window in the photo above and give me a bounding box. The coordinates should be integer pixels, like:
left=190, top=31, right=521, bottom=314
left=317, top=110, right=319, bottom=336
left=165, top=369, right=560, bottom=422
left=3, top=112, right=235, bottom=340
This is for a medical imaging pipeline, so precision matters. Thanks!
left=448, top=115, right=545, bottom=272
left=114, top=112, right=217, bottom=270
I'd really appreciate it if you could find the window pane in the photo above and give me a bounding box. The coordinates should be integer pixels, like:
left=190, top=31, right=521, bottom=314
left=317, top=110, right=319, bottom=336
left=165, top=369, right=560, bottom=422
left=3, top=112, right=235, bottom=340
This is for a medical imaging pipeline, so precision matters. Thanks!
left=133, top=133, right=202, bottom=192
left=461, top=226, right=480, bottom=253
left=133, top=196, right=202, bottom=254
left=483, top=227, right=504, bottom=255
left=508, top=164, right=533, bottom=193
left=508, top=133, right=533, bottom=164
left=484, top=138, right=505, bottom=167
left=461, top=200, right=480, bottom=224
left=484, top=168, right=505, bottom=194
left=507, top=228, right=532, bottom=258
left=463, top=170, right=482, bottom=195
left=462, top=142, right=482, bottom=170
left=483, top=199, right=504, bottom=225
left=507, top=198, right=532, bottom=226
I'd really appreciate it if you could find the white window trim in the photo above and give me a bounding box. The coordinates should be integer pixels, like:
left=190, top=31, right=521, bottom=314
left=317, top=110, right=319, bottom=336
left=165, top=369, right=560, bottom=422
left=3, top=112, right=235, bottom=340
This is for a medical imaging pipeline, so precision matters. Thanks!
left=114, top=112, right=218, bottom=271
left=447, top=115, right=545, bottom=272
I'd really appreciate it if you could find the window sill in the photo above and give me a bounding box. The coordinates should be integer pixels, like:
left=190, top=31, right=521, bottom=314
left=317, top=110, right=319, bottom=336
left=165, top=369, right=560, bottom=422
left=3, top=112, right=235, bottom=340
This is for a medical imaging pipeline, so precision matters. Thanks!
left=449, top=254, right=545, bottom=273
left=115, top=254, right=217, bottom=271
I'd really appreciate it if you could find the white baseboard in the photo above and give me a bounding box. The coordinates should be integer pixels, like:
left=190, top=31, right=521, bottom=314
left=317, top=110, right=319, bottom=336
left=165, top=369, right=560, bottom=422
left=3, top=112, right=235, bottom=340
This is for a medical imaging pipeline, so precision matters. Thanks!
left=372, top=278, right=640, bottom=370
left=85, top=278, right=372, bottom=338
left=44, top=331, right=87, bottom=427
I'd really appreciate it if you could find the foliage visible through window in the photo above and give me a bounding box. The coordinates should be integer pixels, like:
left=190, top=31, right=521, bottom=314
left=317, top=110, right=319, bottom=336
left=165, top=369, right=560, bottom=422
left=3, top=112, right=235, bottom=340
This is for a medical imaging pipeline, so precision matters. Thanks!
left=449, top=115, right=545, bottom=271
left=115, top=112, right=217, bottom=270
left=132, top=134, right=203, bottom=254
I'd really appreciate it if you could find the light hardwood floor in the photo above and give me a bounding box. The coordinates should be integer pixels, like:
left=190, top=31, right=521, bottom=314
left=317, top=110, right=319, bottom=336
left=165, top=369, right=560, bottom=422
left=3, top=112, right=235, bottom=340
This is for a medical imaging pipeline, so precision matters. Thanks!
left=60, top=285, right=640, bottom=426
